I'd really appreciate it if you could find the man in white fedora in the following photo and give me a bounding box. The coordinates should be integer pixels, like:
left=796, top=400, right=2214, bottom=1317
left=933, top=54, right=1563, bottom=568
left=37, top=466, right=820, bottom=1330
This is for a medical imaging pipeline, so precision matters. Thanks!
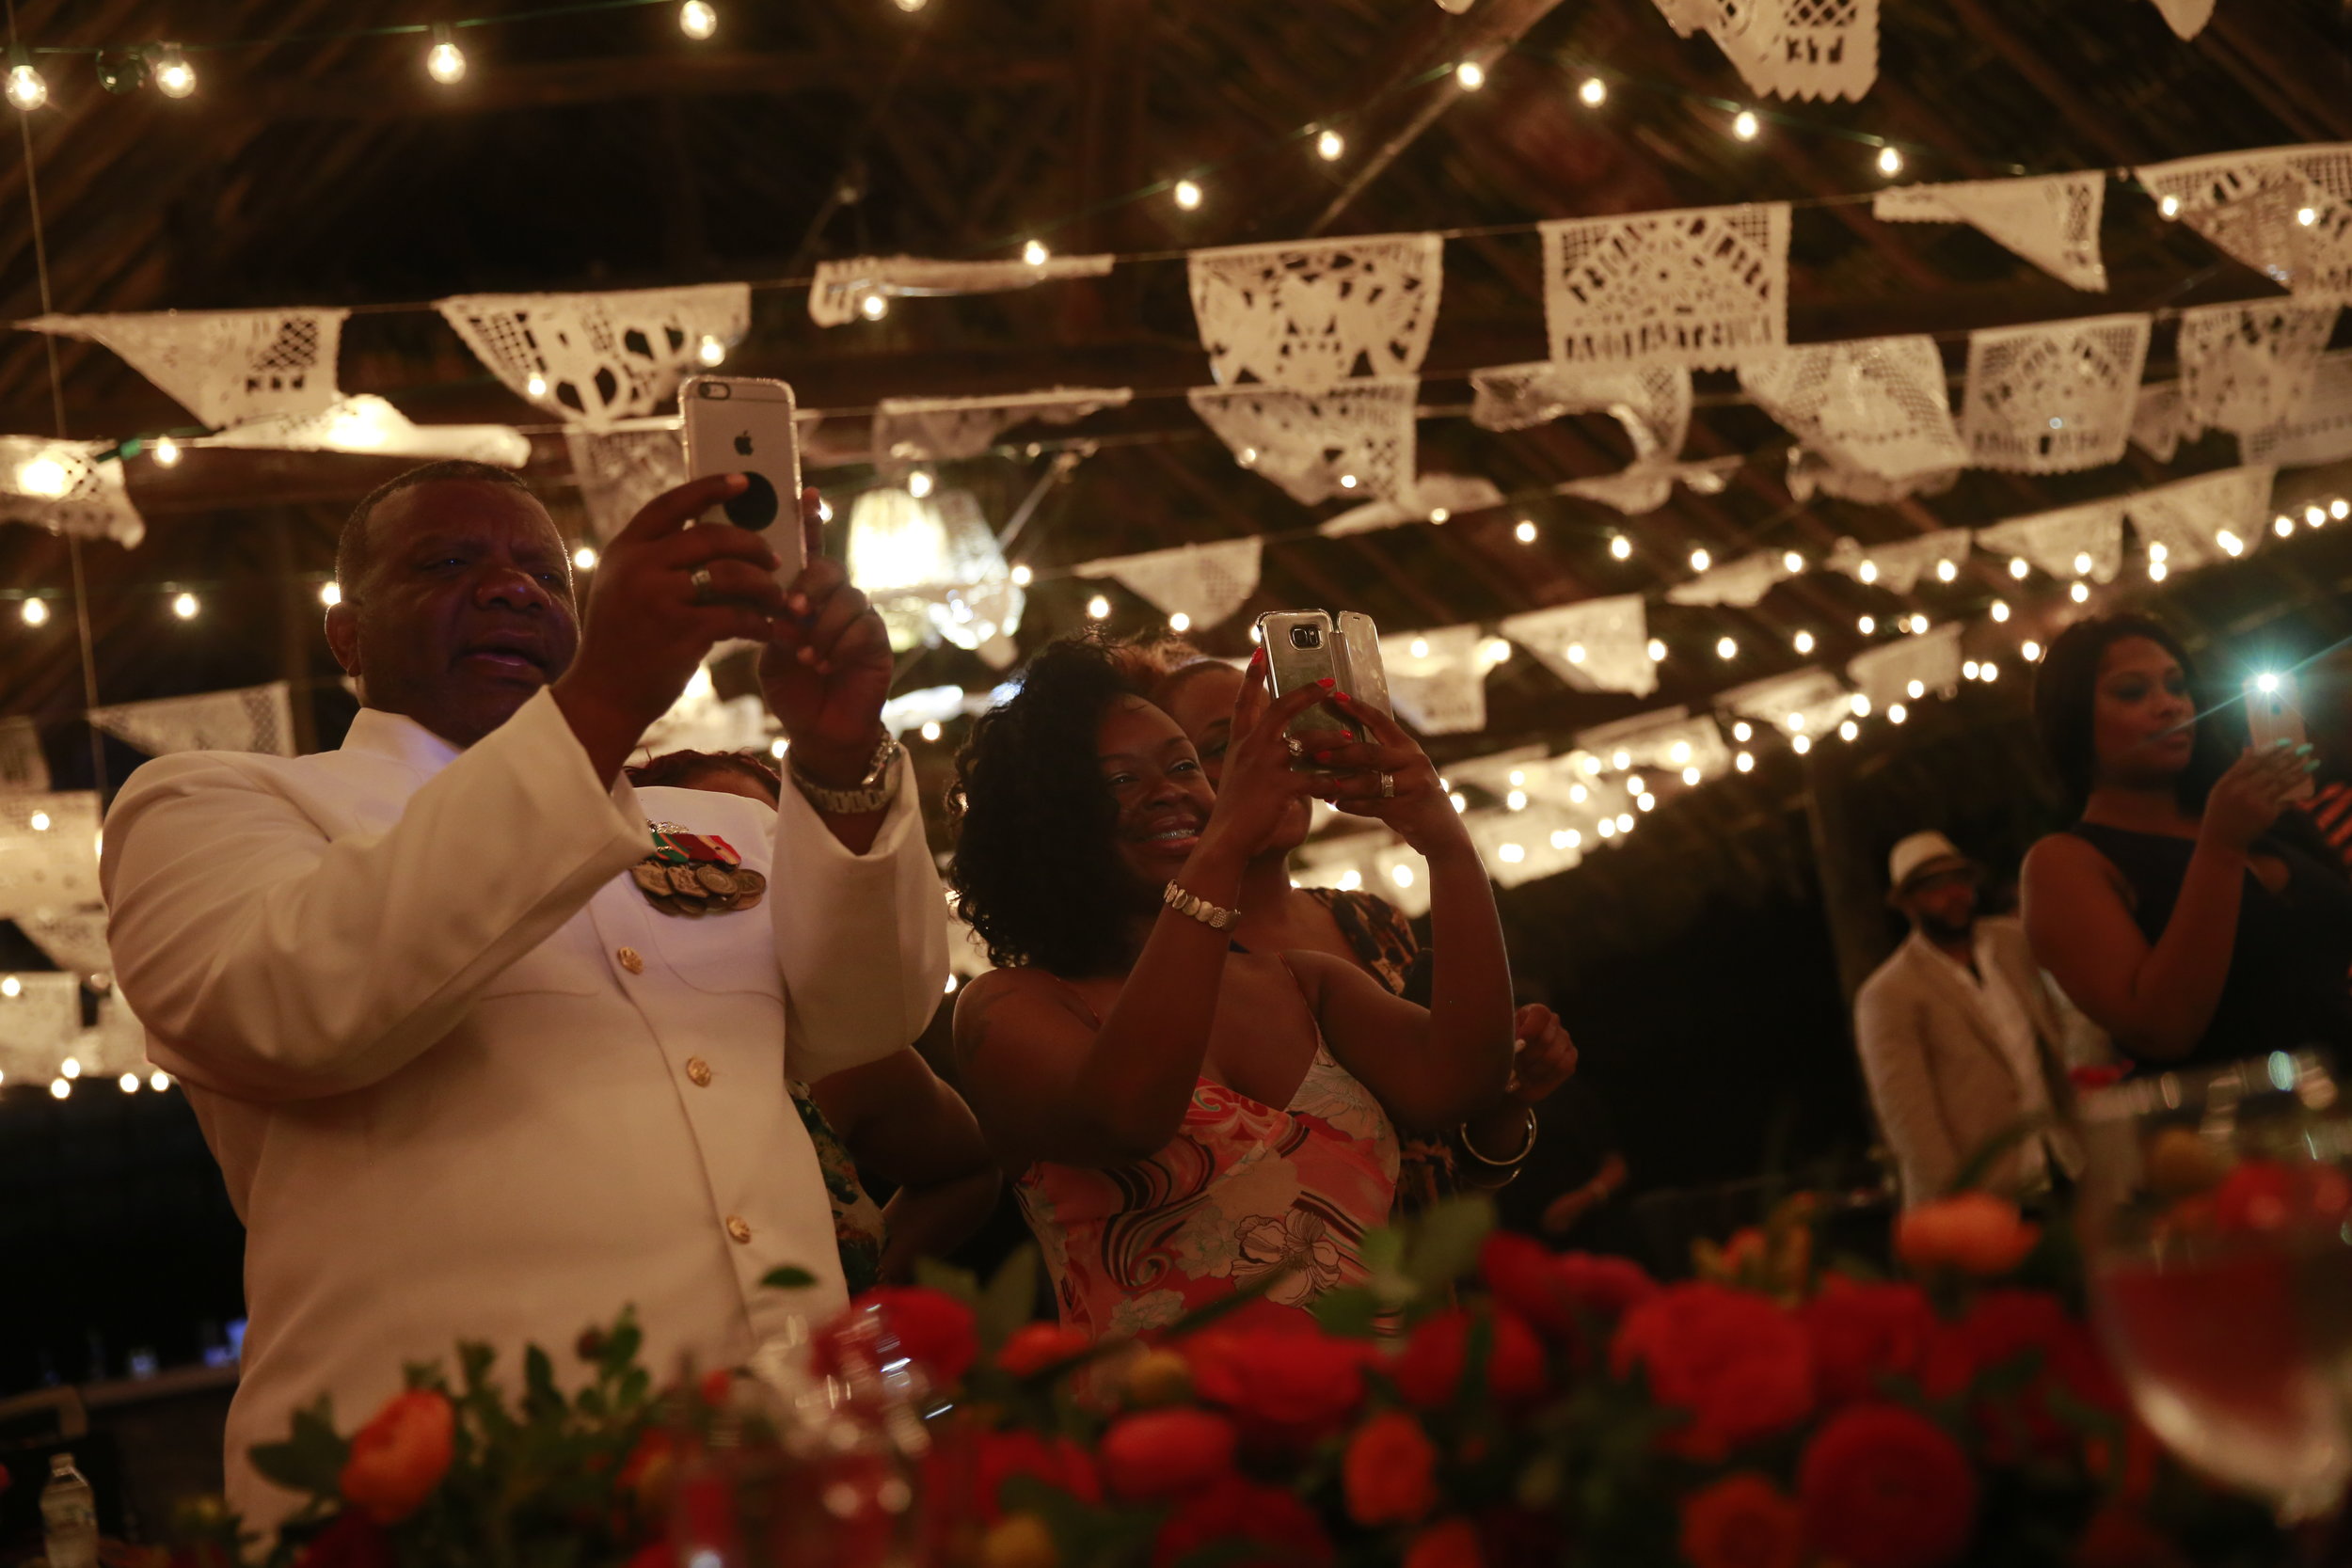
left=1852, top=831, right=2081, bottom=1208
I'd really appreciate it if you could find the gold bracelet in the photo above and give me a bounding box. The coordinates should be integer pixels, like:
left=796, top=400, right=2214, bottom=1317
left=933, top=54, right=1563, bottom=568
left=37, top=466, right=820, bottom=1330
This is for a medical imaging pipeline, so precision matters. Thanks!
left=1162, top=879, right=1240, bottom=930
left=1458, top=1108, right=1538, bottom=1168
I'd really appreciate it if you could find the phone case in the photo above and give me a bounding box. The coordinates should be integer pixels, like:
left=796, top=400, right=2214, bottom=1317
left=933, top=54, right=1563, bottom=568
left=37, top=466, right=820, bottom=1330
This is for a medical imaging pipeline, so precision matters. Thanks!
left=1335, top=611, right=1393, bottom=718
left=2245, top=673, right=2315, bottom=800
left=680, top=374, right=805, bottom=576
left=1256, top=611, right=1359, bottom=749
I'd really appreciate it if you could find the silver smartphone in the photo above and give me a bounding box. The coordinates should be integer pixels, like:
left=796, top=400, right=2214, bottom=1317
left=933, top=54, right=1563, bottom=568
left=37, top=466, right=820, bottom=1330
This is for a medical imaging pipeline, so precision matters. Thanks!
left=1335, top=610, right=1393, bottom=718
left=680, top=374, right=804, bottom=578
left=1256, top=610, right=1363, bottom=754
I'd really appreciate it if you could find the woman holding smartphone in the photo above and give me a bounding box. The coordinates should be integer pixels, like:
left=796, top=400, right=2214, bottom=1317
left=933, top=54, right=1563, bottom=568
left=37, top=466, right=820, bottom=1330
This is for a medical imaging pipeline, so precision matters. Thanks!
left=2021, top=614, right=2352, bottom=1070
left=946, top=636, right=1516, bottom=1338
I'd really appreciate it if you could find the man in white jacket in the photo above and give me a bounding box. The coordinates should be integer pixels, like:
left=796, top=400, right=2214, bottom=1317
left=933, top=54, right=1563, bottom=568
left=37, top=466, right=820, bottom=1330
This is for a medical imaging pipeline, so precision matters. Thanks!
left=102, top=461, right=948, bottom=1534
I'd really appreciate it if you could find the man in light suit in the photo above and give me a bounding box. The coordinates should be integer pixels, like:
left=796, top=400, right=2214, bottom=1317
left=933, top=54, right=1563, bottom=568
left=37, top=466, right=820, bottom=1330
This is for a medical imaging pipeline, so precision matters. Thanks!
left=1853, top=832, right=2081, bottom=1208
left=102, top=460, right=948, bottom=1534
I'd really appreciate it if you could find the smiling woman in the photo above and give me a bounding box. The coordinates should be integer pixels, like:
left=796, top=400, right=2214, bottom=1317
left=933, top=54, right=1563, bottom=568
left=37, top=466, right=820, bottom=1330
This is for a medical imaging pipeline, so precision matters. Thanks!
left=945, top=635, right=1517, bottom=1339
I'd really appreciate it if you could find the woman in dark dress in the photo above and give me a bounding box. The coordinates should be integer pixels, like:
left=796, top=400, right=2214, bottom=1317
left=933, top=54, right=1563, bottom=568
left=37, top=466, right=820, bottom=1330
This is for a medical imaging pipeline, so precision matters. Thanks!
left=2020, top=614, right=2352, bottom=1070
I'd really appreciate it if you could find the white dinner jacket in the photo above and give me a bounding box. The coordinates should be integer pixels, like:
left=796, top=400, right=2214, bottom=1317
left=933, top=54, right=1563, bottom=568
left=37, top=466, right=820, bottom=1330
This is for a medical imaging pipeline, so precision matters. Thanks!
left=100, top=689, right=948, bottom=1535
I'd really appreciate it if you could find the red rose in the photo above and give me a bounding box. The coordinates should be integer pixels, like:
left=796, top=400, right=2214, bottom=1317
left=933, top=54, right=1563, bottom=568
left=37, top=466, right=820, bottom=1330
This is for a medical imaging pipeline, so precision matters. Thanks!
left=971, top=1430, right=1100, bottom=1524
left=293, top=1513, right=394, bottom=1568
left=995, top=1323, right=1092, bottom=1379
left=1677, top=1472, right=1807, bottom=1568
left=1803, top=1276, right=1936, bottom=1406
left=1798, top=1403, right=1977, bottom=1568
left=1343, top=1411, right=1438, bottom=1527
left=1403, top=1517, right=1484, bottom=1568
left=819, top=1288, right=979, bottom=1390
left=1612, top=1284, right=1814, bottom=1461
left=1390, top=1307, right=1549, bottom=1410
left=1099, top=1409, right=1238, bottom=1503
left=1896, top=1194, right=2040, bottom=1277
left=1919, top=1289, right=2122, bottom=1463
left=337, top=1389, right=454, bottom=1525
left=1152, top=1474, right=1332, bottom=1568
left=1184, top=1327, right=1371, bottom=1448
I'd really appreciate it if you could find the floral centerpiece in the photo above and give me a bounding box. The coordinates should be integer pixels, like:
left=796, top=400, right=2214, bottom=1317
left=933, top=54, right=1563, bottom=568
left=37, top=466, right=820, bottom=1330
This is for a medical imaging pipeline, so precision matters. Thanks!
left=166, top=1196, right=2290, bottom=1568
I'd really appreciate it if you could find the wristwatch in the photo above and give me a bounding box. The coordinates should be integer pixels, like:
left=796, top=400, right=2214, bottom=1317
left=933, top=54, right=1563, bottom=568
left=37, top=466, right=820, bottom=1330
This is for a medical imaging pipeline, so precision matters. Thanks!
left=789, top=732, right=903, bottom=816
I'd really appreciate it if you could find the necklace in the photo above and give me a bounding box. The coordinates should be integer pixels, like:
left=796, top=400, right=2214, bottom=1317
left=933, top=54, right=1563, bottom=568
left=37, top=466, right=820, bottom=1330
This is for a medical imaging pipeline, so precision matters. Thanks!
left=628, top=821, right=767, bottom=917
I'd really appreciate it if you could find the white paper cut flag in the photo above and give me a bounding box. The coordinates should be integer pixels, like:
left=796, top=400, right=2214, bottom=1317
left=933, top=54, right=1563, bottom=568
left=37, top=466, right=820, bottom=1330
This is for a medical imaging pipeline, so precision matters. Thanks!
left=21, top=308, right=348, bottom=427
left=1874, top=174, right=2107, bottom=293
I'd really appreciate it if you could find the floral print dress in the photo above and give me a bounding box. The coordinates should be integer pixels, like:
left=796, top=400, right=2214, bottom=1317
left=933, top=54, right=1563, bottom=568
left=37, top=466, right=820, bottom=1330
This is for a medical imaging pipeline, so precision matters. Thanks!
left=1013, top=975, right=1401, bottom=1340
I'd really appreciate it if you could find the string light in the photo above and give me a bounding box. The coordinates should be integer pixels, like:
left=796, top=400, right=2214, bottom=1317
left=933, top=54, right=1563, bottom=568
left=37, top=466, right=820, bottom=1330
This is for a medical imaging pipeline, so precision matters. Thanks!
left=1168, top=611, right=1192, bottom=633
left=1689, top=547, right=1710, bottom=572
left=1578, top=76, right=1607, bottom=106
left=2009, top=557, right=2030, bottom=579
left=1876, top=145, right=1903, bottom=176
left=1173, top=179, right=1203, bottom=211
left=172, top=591, right=199, bottom=619
left=6, top=46, right=47, bottom=111
left=1315, top=129, right=1344, bottom=161
left=1609, top=534, right=1631, bottom=561
left=1454, top=60, right=1486, bottom=90
left=22, top=597, right=49, bottom=627
left=1732, top=109, right=1760, bottom=140
left=678, top=0, right=718, bottom=39
left=1022, top=239, right=1050, bottom=266
left=425, top=26, right=468, bottom=85
left=1086, top=594, right=1110, bottom=620
left=695, top=334, right=725, bottom=367
left=151, top=435, right=182, bottom=467
left=573, top=546, right=598, bottom=571
left=320, top=581, right=342, bottom=607
left=152, top=44, right=196, bottom=99
left=1515, top=519, right=1537, bottom=543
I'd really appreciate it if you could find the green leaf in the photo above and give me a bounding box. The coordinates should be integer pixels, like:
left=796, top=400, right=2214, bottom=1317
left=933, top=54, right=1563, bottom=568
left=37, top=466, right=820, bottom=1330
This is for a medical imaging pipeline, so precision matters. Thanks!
left=246, top=1398, right=350, bottom=1497
left=1406, top=1192, right=1497, bottom=1288
left=759, top=1265, right=818, bottom=1291
left=977, top=1243, right=1041, bottom=1351
left=1309, top=1285, right=1382, bottom=1338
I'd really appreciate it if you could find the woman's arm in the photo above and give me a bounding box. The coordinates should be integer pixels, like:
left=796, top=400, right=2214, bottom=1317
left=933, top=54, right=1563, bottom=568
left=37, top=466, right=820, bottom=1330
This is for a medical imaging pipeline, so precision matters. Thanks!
left=806, top=1050, right=1001, bottom=1281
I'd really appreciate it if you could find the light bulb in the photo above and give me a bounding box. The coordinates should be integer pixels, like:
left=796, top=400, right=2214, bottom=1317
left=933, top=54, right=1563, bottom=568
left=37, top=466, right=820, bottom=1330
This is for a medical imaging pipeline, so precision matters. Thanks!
left=1516, top=519, right=1538, bottom=544
left=1315, top=128, right=1343, bottom=161
left=573, top=546, right=598, bottom=571
left=172, top=591, right=199, bottom=620
left=320, top=581, right=342, bottom=607
left=6, top=53, right=46, bottom=112
left=1716, top=635, right=1738, bottom=660
left=1935, top=559, right=1957, bottom=582
left=1173, top=179, right=1202, bottom=211
left=1610, top=534, right=1631, bottom=561
left=695, top=334, right=725, bottom=367
left=1455, top=59, right=1486, bottom=90
left=525, top=373, right=548, bottom=398
left=1087, top=594, right=1110, bottom=621
left=2159, top=194, right=2182, bottom=218
left=22, top=597, right=49, bottom=626
left=17, top=454, right=69, bottom=498
left=1645, top=639, right=1666, bottom=662
left=1022, top=238, right=1049, bottom=266
left=1991, top=599, right=2010, bottom=623
left=425, top=28, right=467, bottom=85
left=1010, top=563, right=1033, bottom=586
left=2009, top=556, right=2029, bottom=579
left=1579, top=76, right=1606, bottom=106
left=679, top=0, right=719, bottom=39
left=153, top=45, right=196, bottom=99
left=1168, top=611, right=1192, bottom=633
left=1783, top=550, right=1804, bottom=573
left=1732, top=109, right=1760, bottom=140
left=859, top=291, right=889, bottom=320
left=1690, top=547, right=1711, bottom=572
left=151, top=435, right=182, bottom=467
left=906, top=469, right=934, bottom=499
left=1876, top=145, right=1903, bottom=176
left=1793, top=629, right=1815, bottom=654
left=2070, top=581, right=2090, bottom=603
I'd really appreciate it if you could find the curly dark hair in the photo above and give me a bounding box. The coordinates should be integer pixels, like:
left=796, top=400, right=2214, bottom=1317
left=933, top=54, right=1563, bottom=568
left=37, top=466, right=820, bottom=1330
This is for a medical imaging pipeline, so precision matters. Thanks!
left=947, top=635, right=1154, bottom=975
left=2032, top=612, right=2232, bottom=814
